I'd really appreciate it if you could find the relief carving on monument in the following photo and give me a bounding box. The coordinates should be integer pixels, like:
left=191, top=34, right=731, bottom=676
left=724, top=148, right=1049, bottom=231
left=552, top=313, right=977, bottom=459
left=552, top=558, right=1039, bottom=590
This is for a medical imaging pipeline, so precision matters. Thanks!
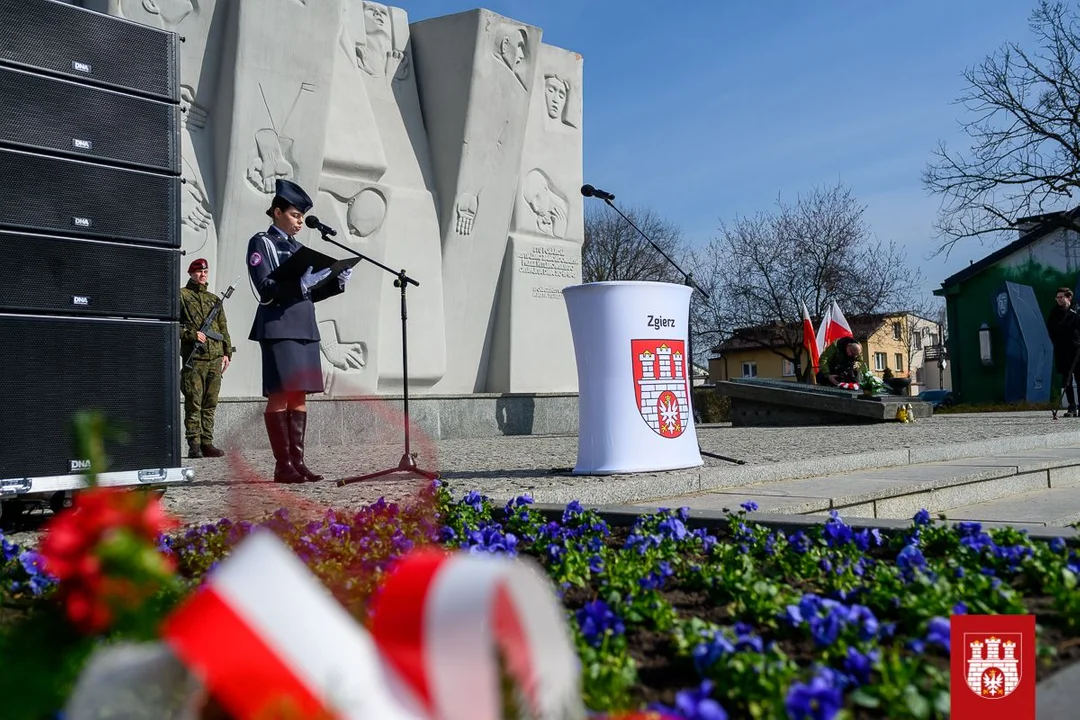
left=521, top=168, right=569, bottom=239
left=319, top=320, right=367, bottom=371
left=347, top=187, right=388, bottom=238
left=108, top=0, right=223, bottom=269
left=454, top=193, right=477, bottom=235
left=493, top=25, right=530, bottom=90
left=131, top=0, right=193, bottom=28
left=543, top=73, right=577, bottom=129
left=104, top=3, right=578, bottom=397
left=246, top=85, right=309, bottom=194
left=180, top=85, right=208, bottom=129
left=352, top=1, right=409, bottom=82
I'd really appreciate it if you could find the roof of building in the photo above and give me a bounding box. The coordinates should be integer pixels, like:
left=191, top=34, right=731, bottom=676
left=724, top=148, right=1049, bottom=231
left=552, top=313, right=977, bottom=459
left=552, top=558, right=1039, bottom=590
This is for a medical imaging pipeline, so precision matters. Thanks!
left=711, top=312, right=903, bottom=353
left=937, top=206, right=1080, bottom=291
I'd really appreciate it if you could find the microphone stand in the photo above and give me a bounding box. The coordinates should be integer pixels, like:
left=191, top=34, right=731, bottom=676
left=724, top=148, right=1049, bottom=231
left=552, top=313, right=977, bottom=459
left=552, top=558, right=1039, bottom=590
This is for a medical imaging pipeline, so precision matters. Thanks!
left=590, top=195, right=745, bottom=465
left=314, top=230, right=440, bottom=486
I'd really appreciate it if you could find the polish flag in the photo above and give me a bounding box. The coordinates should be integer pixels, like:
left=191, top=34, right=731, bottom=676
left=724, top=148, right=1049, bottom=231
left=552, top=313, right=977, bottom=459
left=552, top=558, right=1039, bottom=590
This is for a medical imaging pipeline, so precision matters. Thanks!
left=824, top=300, right=854, bottom=346
left=161, top=531, right=427, bottom=720
left=369, top=548, right=586, bottom=720
left=800, top=301, right=821, bottom=371
left=817, top=300, right=854, bottom=350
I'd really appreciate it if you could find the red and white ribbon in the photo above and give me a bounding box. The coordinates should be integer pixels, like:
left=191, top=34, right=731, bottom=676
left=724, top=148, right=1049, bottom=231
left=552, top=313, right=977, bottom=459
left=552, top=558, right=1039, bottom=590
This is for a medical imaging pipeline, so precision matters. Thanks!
left=369, top=548, right=586, bottom=720
left=161, top=534, right=588, bottom=720
left=161, top=531, right=427, bottom=720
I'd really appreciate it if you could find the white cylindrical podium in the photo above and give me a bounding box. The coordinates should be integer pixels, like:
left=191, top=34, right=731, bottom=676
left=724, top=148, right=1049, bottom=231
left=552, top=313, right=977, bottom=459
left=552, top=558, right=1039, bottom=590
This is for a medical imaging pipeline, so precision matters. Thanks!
left=562, top=281, right=703, bottom=475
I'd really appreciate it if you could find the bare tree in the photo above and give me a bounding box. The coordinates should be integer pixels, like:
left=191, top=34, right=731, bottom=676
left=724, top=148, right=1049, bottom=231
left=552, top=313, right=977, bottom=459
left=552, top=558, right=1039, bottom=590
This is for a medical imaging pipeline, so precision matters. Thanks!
left=705, top=182, right=925, bottom=381
left=923, top=0, right=1080, bottom=253
left=582, top=202, right=687, bottom=284
left=581, top=201, right=722, bottom=369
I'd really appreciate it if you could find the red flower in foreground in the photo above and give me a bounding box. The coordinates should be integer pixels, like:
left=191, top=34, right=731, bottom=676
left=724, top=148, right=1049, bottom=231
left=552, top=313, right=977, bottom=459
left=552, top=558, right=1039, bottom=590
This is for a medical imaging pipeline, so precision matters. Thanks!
left=39, top=487, right=180, bottom=634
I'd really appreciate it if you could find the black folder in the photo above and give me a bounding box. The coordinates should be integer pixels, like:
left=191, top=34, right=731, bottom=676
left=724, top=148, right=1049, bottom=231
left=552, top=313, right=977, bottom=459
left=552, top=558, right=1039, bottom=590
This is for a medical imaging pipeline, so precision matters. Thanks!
left=268, top=246, right=361, bottom=291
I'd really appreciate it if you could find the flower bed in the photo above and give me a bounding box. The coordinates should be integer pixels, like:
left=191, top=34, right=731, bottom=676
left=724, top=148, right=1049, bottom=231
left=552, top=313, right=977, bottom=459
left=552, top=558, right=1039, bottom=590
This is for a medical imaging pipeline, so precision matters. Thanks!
left=2, top=482, right=1079, bottom=719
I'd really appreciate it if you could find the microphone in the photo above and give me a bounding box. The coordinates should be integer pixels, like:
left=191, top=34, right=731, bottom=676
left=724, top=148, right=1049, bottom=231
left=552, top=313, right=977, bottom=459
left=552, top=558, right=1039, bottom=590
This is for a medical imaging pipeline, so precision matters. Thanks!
left=581, top=184, right=615, bottom=201
left=304, top=215, right=337, bottom=237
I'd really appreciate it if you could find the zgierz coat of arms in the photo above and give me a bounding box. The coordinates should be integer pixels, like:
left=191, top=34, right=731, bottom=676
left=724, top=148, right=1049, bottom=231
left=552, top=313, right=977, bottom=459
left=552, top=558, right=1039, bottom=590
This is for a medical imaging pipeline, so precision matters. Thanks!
left=630, top=339, right=690, bottom=439
left=963, top=633, right=1023, bottom=699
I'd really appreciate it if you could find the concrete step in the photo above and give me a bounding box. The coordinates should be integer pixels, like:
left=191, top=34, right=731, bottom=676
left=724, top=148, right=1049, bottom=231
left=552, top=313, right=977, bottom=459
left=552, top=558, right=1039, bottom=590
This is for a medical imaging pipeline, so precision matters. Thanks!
left=939, top=486, right=1080, bottom=528
left=638, top=445, right=1080, bottom=527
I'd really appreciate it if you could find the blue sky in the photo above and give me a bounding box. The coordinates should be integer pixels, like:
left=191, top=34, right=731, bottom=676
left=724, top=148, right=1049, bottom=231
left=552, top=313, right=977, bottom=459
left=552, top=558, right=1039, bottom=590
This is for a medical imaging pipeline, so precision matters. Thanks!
left=401, top=0, right=1042, bottom=302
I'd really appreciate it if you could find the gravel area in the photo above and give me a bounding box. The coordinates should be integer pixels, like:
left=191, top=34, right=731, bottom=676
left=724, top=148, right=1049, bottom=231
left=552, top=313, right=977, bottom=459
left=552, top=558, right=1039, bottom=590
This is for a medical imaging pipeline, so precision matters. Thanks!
left=4, top=412, right=1079, bottom=547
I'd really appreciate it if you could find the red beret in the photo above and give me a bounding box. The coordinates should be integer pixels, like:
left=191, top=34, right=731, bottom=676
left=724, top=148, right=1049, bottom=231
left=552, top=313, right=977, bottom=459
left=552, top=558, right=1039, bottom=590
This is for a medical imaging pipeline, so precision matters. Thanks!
left=187, top=258, right=208, bottom=273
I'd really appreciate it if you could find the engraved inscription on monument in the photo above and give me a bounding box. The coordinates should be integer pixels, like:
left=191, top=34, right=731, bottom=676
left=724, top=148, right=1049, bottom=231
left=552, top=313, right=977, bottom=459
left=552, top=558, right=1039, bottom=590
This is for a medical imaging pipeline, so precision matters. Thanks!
left=518, top=245, right=578, bottom=279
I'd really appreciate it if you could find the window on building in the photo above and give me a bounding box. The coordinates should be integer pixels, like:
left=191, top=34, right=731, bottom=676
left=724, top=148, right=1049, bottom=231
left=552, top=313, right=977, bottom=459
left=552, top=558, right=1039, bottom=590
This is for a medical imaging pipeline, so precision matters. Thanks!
left=874, top=352, right=887, bottom=371
left=742, top=362, right=757, bottom=378
left=782, top=359, right=796, bottom=377
left=892, top=322, right=902, bottom=340
left=895, top=353, right=904, bottom=372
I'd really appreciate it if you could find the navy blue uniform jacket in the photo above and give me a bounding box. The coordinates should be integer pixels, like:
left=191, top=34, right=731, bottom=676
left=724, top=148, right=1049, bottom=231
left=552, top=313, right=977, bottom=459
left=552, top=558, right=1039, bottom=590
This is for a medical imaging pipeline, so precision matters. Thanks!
left=246, top=225, right=345, bottom=342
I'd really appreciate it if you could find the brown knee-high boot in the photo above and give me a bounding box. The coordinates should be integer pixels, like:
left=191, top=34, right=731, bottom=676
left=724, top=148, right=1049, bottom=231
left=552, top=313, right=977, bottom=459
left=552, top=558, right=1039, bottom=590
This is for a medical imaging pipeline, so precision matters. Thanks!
left=264, top=411, right=305, bottom=484
left=287, top=409, right=322, bottom=481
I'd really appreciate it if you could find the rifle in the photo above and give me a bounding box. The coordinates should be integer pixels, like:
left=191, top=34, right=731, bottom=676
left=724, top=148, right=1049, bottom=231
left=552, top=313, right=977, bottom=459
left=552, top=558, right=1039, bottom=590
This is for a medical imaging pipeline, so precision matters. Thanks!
left=183, top=276, right=239, bottom=370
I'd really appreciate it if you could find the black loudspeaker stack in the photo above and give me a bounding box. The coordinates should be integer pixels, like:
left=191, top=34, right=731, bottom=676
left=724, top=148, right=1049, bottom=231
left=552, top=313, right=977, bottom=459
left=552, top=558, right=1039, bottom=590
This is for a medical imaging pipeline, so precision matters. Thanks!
left=0, top=0, right=183, bottom=482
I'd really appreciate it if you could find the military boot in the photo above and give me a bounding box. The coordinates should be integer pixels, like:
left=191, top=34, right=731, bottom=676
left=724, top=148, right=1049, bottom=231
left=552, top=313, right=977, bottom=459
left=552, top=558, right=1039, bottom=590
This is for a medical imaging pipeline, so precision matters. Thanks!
left=264, top=412, right=305, bottom=484
left=287, top=410, right=322, bottom=482
left=188, top=440, right=202, bottom=459
left=200, top=441, right=225, bottom=458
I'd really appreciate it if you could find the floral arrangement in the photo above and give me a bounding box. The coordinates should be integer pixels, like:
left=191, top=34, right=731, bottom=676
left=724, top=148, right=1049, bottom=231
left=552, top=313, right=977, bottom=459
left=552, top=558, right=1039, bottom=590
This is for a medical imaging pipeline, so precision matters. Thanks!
left=1, top=484, right=1079, bottom=719
left=857, top=364, right=890, bottom=395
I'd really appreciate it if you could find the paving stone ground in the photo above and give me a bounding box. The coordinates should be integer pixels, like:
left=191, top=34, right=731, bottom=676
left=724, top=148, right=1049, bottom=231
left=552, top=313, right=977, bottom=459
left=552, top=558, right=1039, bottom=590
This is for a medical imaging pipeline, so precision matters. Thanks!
left=4, top=412, right=1079, bottom=547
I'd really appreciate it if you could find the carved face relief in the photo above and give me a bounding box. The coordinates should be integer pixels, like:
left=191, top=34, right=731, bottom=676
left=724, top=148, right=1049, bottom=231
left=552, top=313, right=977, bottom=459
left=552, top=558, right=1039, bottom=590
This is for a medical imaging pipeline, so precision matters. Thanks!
left=523, top=171, right=552, bottom=216
left=363, top=2, right=390, bottom=37
left=499, top=29, right=528, bottom=72
left=544, top=75, right=568, bottom=120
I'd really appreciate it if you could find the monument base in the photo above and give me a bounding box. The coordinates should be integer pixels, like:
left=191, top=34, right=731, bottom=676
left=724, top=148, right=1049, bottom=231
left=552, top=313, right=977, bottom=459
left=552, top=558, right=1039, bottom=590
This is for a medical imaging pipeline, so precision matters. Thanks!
left=211, top=393, right=578, bottom=447
left=716, top=379, right=933, bottom=427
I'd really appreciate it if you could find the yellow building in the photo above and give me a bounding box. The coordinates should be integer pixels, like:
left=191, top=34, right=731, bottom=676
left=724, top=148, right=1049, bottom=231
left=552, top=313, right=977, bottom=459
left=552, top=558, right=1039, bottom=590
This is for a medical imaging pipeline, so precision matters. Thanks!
left=708, top=312, right=943, bottom=394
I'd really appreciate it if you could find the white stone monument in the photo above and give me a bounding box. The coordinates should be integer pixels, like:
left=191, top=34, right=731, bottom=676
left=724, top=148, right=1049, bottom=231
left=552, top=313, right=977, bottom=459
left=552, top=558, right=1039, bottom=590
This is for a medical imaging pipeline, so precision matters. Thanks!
left=88, top=1, right=583, bottom=399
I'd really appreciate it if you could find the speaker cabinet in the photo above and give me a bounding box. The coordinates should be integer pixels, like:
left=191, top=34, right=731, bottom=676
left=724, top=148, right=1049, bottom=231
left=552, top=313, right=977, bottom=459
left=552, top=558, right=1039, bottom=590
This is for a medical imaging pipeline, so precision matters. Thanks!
left=0, top=314, right=180, bottom=479
left=0, top=231, right=179, bottom=320
left=0, top=147, right=181, bottom=247
left=0, top=65, right=180, bottom=175
left=0, top=0, right=180, bottom=104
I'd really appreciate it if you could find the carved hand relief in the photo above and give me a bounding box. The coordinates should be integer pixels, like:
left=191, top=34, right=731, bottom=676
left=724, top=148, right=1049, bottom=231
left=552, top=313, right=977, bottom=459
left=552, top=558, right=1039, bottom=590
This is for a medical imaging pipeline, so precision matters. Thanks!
left=494, top=26, right=530, bottom=90
left=179, top=85, right=208, bottom=130
left=246, top=84, right=310, bottom=194
left=318, top=321, right=367, bottom=371
left=247, top=129, right=296, bottom=193
left=346, top=188, right=387, bottom=237
left=455, top=193, right=478, bottom=235
left=522, top=169, right=569, bottom=239
left=543, top=73, right=576, bottom=128
left=181, top=176, right=212, bottom=232
left=392, top=48, right=411, bottom=82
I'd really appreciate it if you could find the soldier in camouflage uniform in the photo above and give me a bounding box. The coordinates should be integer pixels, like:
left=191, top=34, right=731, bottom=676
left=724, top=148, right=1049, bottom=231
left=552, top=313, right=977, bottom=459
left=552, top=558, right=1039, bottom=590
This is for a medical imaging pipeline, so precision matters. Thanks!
left=180, top=258, right=234, bottom=458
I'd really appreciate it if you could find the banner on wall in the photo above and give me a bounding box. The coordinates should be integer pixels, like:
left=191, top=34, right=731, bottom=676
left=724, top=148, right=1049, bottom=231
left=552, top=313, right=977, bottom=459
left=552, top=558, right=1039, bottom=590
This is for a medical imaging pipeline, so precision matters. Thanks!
left=562, top=281, right=703, bottom=475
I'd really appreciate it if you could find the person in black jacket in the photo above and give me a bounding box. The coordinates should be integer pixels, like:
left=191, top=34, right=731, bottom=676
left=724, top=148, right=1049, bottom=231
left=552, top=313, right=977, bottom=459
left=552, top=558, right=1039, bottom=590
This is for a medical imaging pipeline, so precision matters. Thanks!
left=247, top=179, right=354, bottom=482
left=1047, top=287, right=1080, bottom=417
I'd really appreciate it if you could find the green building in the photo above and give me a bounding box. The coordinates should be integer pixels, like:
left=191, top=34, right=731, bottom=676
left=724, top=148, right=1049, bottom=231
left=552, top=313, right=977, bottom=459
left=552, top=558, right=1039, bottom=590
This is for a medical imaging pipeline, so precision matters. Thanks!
left=935, top=207, right=1080, bottom=405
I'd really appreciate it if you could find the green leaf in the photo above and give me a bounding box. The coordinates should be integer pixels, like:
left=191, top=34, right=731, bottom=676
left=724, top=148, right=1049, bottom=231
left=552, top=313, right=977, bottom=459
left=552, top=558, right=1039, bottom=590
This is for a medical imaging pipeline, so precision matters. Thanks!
left=902, top=684, right=930, bottom=719
left=849, top=688, right=881, bottom=708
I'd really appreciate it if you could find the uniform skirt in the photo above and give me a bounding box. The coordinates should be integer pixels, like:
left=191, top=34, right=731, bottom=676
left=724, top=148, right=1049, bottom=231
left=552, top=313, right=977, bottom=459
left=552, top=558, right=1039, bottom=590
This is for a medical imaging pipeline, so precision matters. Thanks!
left=260, top=339, right=324, bottom=397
